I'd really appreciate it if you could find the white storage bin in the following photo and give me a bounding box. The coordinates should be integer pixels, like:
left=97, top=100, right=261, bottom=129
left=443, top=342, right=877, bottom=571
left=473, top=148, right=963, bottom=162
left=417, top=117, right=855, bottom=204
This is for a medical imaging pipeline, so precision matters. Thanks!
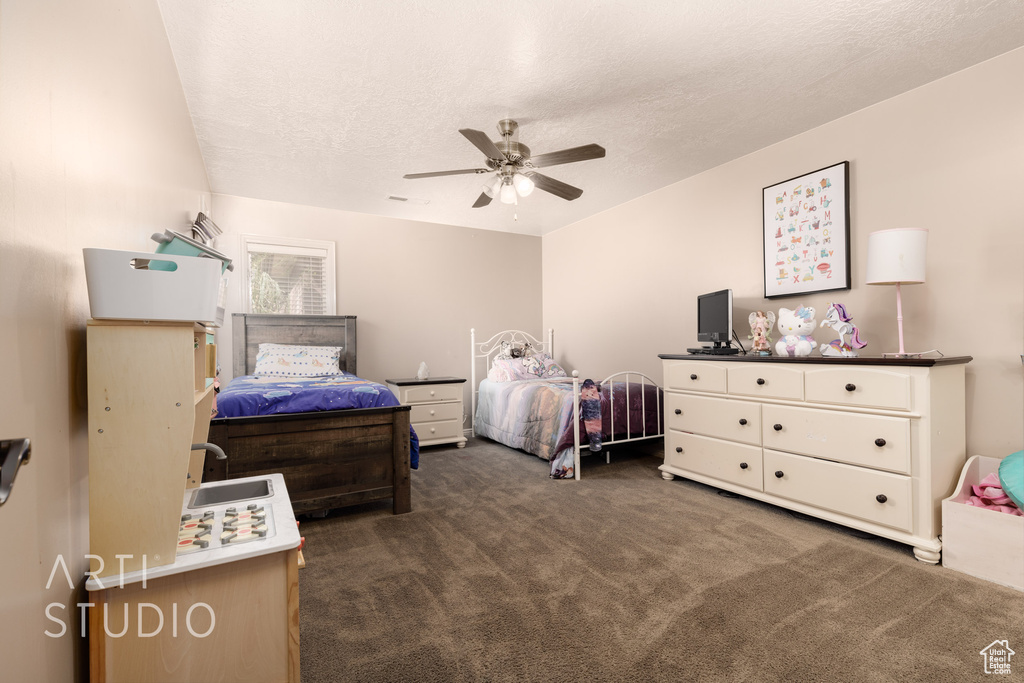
left=941, top=455, right=1024, bottom=591
left=83, top=248, right=222, bottom=324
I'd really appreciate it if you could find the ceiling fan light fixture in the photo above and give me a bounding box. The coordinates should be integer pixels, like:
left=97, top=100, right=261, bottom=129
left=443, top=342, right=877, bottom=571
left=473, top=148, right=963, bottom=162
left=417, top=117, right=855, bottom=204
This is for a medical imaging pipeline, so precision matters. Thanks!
left=499, top=180, right=517, bottom=204
left=482, top=175, right=502, bottom=198
left=404, top=119, right=603, bottom=210
left=513, top=173, right=535, bottom=197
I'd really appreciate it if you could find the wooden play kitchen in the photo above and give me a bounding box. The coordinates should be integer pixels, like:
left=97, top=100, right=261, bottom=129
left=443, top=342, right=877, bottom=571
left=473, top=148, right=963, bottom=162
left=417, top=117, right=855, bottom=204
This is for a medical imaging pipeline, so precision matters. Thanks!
left=84, top=248, right=300, bottom=682
left=86, top=319, right=301, bottom=683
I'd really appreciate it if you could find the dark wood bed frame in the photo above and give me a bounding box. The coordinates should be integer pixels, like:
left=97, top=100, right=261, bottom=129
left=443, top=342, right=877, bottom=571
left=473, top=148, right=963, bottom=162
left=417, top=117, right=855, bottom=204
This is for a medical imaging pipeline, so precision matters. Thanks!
left=204, top=314, right=411, bottom=515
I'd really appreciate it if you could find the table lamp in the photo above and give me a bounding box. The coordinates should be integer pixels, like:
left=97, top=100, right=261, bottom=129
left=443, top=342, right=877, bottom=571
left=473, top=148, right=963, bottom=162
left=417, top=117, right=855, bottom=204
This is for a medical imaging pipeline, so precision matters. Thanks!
left=865, top=228, right=929, bottom=357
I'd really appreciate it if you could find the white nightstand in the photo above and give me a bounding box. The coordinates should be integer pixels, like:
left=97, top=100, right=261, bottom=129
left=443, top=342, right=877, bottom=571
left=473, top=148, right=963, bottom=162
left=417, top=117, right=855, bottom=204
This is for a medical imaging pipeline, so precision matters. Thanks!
left=386, top=377, right=467, bottom=448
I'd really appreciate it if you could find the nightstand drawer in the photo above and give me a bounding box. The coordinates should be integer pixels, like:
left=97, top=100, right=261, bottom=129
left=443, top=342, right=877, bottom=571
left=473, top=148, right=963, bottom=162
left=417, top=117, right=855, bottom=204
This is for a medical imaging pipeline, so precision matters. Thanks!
left=665, top=430, right=763, bottom=491
left=664, top=361, right=727, bottom=393
left=666, top=393, right=760, bottom=446
left=401, top=383, right=462, bottom=404
left=727, top=364, right=803, bottom=400
left=416, top=419, right=463, bottom=442
left=762, top=404, right=911, bottom=474
left=804, top=367, right=911, bottom=411
left=411, top=402, right=462, bottom=424
left=764, top=450, right=912, bottom=532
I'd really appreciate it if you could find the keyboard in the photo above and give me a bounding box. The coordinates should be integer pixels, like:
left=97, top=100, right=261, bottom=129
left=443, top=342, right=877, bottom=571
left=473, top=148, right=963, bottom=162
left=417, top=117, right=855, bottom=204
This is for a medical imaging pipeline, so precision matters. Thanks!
left=687, top=347, right=740, bottom=355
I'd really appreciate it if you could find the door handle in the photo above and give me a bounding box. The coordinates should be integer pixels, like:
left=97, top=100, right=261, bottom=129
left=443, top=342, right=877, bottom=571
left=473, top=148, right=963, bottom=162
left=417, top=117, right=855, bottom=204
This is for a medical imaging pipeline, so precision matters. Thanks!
left=0, top=438, right=32, bottom=505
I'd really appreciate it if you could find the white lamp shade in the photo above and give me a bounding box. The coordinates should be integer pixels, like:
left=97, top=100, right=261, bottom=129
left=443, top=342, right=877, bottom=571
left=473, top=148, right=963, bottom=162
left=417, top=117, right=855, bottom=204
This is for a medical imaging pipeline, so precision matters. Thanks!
left=865, top=228, right=928, bottom=285
left=513, top=173, right=535, bottom=197
left=499, top=181, right=517, bottom=204
left=482, top=176, right=502, bottom=198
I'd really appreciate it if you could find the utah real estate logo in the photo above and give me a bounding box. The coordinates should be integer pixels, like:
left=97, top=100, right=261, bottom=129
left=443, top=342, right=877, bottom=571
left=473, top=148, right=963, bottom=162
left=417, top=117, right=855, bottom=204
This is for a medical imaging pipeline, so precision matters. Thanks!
left=980, top=640, right=1015, bottom=675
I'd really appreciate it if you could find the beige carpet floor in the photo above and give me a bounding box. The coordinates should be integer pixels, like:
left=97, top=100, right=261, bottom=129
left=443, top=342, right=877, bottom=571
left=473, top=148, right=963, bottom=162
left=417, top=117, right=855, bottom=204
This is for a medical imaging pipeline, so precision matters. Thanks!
left=297, top=438, right=1024, bottom=682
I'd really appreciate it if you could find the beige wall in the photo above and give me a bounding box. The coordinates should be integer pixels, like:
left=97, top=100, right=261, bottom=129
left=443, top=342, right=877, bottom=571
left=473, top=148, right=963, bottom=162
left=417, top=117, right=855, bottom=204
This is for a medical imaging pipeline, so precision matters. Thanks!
left=0, top=1, right=211, bottom=680
left=210, top=194, right=542, bottom=413
left=543, top=47, right=1024, bottom=459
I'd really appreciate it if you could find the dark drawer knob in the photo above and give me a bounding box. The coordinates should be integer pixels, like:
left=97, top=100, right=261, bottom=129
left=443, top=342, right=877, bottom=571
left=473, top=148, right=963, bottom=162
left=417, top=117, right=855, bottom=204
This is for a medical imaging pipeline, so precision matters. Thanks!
left=674, top=408, right=682, bottom=415
left=740, top=462, right=748, bottom=470
left=774, top=470, right=784, bottom=478
left=738, top=418, right=748, bottom=426
left=874, top=438, right=886, bottom=447
left=756, top=378, right=766, bottom=386
left=690, top=373, right=698, bottom=380
left=845, top=383, right=856, bottom=392
left=876, top=494, right=887, bottom=504
left=773, top=423, right=783, bottom=431
left=675, top=446, right=683, bottom=453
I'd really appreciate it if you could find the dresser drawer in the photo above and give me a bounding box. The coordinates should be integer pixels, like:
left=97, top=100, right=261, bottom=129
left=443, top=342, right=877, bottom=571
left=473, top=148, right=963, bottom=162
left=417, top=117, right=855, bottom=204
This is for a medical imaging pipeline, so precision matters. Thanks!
left=804, top=367, right=911, bottom=411
left=727, top=364, right=803, bottom=400
left=762, top=404, right=911, bottom=474
left=665, top=430, right=763, bottom=491
left=411, top=401, right=462, bottom=424
left=401, top=383, right=462, bottom=404
left=664, top=361, right=726, bottom=393
left=416, top=418, right=463, bottom=442
left=763, top=450, right=912, bottom=532
left=666, top=393, right=760, bottom=446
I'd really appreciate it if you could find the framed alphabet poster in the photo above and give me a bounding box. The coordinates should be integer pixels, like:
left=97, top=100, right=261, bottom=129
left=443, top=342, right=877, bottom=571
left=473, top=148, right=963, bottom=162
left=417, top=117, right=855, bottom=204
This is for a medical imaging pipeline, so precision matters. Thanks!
left=762, top=161, right=851, bottom=299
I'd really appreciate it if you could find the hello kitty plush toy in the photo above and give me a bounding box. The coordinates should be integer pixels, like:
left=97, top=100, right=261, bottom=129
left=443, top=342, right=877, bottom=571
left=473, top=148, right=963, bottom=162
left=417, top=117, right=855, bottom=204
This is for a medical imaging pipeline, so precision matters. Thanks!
left=775, top=306, right=818, bottom=357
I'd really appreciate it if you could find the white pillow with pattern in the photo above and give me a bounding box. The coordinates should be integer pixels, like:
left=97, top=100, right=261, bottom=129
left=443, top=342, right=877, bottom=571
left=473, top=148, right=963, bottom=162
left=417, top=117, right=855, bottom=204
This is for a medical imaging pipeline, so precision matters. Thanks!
left=253, top=343, right=343, bottom=377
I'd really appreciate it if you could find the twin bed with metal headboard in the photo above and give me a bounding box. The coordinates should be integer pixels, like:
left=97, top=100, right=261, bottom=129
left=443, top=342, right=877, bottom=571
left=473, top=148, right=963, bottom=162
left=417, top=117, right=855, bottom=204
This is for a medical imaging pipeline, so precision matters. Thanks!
left=205, top=314, right=413, bottom=515
left=470, top=328, right=664, bottom=479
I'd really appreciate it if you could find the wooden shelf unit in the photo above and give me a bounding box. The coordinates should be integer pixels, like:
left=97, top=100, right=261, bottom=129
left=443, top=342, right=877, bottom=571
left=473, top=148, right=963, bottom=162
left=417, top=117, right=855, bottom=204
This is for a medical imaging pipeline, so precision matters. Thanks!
left=87, top=320, right=215, bottom=578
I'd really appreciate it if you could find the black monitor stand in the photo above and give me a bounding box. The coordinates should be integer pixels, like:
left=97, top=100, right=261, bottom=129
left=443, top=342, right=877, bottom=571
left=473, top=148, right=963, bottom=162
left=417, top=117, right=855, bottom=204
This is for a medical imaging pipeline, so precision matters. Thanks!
left=708, top=342, right=739, bottom=355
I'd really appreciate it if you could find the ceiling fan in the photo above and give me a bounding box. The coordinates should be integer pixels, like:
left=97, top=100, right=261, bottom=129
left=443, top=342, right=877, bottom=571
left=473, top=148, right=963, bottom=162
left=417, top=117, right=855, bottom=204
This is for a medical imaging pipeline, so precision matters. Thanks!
left=403, top=119, right=605, bottom=208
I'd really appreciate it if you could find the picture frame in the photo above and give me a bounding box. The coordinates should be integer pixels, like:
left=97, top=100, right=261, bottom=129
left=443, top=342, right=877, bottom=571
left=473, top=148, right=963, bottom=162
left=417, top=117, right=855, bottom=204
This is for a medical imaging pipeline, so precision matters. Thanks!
left=762, top=160, right=851, bottom=299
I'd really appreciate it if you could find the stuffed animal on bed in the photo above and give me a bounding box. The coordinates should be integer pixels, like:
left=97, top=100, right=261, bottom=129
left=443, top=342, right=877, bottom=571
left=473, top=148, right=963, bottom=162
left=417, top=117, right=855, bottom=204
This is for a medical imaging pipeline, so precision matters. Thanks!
left=580, top=379, right=602, bottom=451
left=500, top=340, right=532, bottom=359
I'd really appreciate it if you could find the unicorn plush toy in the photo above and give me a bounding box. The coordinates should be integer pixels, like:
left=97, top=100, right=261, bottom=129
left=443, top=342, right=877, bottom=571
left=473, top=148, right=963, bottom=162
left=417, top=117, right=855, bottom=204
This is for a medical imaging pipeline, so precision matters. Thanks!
left=775, top=306, right=818, bottom=357
left=819, top=302, right=867, bottom=357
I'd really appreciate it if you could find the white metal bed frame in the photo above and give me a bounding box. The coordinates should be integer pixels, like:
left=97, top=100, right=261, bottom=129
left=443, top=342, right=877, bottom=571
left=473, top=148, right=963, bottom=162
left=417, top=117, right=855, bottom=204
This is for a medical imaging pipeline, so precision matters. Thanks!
left=470, top=328, right=663, bottom=480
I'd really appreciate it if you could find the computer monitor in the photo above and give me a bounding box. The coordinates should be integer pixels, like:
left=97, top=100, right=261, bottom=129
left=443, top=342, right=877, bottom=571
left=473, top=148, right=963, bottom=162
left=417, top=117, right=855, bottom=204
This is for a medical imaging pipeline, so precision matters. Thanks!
left=697, top=289, right=733, bottom=347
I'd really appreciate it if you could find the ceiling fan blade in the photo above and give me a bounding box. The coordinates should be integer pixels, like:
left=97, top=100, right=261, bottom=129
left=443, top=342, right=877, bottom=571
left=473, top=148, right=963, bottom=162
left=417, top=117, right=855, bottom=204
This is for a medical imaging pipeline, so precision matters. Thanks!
left=472, top=192, right=493, bottom=208
left=529, top=143, right=605, bottom=168
left=527, top=172, right=584, bottom=201
left=459, top=128, right=506, bottom=161
left=404, top=168, right=488, bottom=179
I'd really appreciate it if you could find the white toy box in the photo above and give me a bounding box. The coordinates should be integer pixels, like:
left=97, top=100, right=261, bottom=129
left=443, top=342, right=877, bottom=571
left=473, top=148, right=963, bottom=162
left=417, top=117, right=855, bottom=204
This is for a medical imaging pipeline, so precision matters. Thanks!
left=941, top=455, right=1023, bottom=591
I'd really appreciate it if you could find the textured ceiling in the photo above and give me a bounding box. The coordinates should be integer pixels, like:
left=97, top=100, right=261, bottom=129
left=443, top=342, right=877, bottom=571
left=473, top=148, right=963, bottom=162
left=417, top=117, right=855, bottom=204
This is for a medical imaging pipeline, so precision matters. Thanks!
left=158, top=0, right=1024, bottom=236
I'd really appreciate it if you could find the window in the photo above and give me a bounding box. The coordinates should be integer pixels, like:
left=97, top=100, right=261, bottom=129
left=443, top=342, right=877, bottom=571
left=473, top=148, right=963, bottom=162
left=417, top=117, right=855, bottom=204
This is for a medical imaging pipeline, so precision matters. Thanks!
left=241, top=235, right=336, bottom=315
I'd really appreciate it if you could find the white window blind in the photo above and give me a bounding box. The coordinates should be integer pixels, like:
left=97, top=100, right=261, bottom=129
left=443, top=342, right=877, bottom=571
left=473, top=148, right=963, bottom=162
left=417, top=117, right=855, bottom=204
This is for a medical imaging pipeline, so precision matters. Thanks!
left=241, top=235, right=336, bottom=315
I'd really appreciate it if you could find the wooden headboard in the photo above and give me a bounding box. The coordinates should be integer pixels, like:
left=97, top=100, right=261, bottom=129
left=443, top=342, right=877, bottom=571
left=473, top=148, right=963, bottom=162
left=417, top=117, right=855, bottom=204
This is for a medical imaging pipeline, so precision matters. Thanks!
left=231, top=313, right=357, bottom=377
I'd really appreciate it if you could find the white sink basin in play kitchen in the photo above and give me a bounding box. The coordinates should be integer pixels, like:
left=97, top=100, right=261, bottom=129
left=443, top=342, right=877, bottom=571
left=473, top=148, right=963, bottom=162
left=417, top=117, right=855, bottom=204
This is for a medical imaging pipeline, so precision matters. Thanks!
left=188, top=476, right=274, bottom=508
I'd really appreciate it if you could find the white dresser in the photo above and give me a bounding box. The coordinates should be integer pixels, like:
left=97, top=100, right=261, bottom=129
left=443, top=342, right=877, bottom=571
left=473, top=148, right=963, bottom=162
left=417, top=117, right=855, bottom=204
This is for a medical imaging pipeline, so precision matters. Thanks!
left=658, top=354, right=971, bottom=563
left=386, top=376, right=468, bottom=448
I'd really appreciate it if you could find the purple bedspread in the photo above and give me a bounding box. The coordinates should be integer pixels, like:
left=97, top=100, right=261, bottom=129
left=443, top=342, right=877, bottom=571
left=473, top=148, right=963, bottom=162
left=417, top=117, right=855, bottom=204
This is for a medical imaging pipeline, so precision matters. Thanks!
left=215, top=374, right=419, bottom=468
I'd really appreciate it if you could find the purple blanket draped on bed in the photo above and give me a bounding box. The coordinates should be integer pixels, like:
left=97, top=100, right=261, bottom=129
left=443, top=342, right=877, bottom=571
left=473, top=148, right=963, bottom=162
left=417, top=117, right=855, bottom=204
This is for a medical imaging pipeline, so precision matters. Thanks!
left=216, top=374, right=419, bottom=468
left=554, top=380, right=663, bottom=455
